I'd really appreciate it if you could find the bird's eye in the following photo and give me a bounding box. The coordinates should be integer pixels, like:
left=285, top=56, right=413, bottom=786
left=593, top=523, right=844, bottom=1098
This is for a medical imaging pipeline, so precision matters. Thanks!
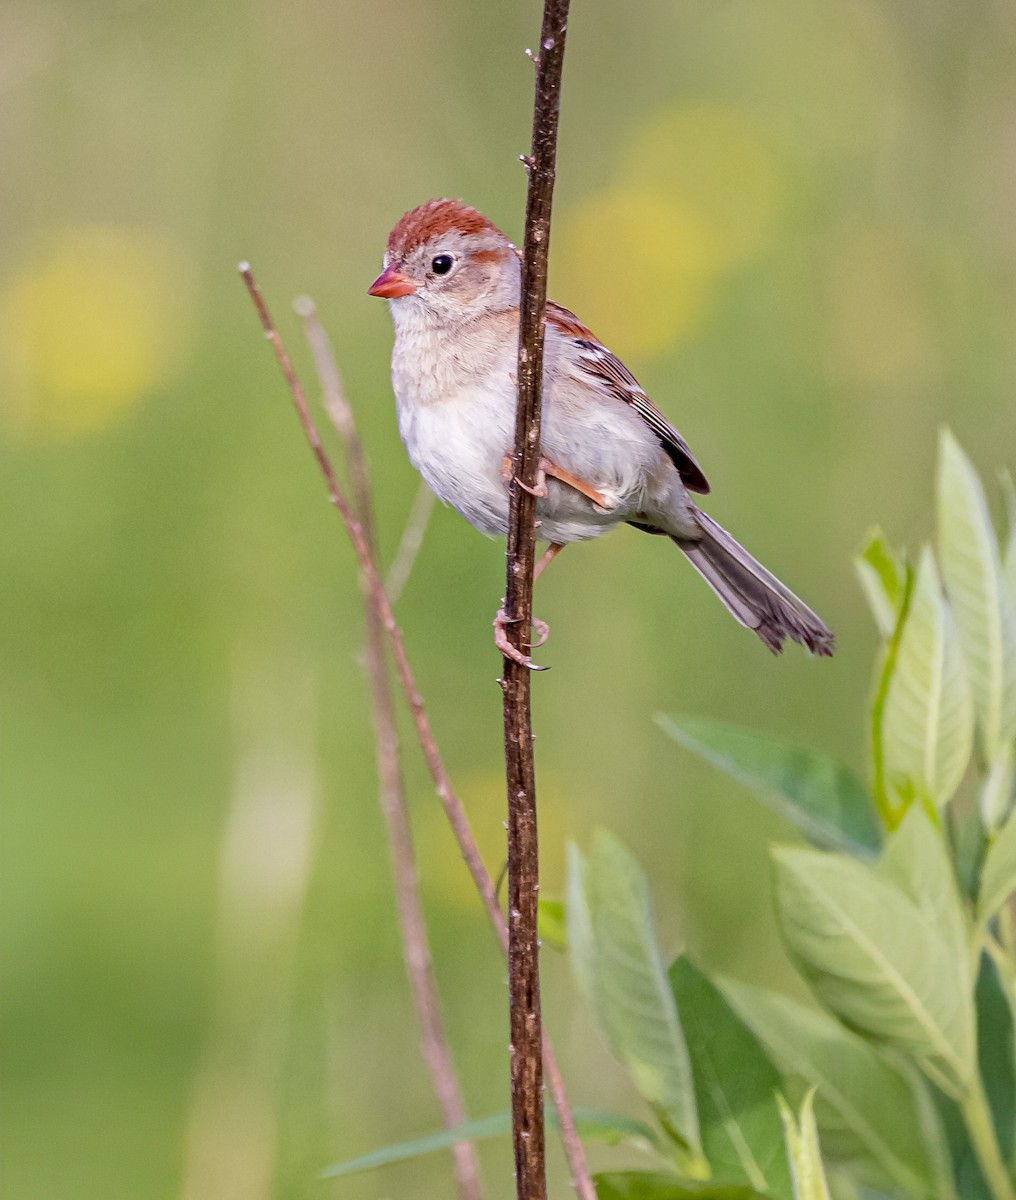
left=430, top=254, right=454, bottom=276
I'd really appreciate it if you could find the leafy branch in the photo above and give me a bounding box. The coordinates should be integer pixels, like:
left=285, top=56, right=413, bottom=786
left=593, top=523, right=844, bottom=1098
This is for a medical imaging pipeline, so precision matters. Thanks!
left=562, top=431, right=1016, bottom=1200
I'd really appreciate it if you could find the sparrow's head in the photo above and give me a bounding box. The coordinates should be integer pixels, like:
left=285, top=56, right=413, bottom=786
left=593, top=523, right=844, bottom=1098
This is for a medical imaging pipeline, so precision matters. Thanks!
left=369, top=199, right=520, bottom=323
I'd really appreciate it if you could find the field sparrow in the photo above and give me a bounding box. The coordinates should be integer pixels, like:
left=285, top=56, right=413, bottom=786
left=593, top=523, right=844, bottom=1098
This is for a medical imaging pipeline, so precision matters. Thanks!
left=369, top=198, right=834, bottom=666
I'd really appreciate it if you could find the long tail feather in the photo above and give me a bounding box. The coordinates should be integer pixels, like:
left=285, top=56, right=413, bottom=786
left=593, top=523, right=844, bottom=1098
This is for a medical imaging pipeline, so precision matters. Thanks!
left=675, top=508, right=834, bottom=656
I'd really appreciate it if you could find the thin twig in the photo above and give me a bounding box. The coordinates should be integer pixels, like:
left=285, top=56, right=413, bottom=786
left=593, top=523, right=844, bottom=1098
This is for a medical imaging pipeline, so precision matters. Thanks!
left=295, top=296, right=483, bottom=1200
left=239, top=265, right=595, bottom=1200
left=385, top=480, right=437, bottom=605
left=298, top=292, right=434, bottom=605
left=502, top=5, right=571, bottom=1200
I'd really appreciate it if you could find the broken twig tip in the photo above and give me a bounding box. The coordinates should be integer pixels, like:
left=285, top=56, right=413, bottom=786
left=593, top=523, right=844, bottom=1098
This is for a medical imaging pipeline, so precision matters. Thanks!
left=238, top=261, right=251, bottom=275
left=292, top=294, right=315, bottom=318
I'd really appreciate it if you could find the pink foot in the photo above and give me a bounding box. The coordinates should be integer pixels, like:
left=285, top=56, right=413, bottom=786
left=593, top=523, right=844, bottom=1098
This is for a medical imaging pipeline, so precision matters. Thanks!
left=493, top=606, right=550, bottom=671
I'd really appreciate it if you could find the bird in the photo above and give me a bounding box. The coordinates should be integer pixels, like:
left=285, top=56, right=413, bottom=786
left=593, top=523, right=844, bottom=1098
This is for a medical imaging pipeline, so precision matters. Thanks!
left=368, top=198, right=834, bottom=667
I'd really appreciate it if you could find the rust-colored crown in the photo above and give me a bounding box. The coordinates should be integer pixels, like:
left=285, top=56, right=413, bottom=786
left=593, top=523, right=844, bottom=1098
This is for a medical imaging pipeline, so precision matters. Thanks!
left=386, top=199, right=503, bottom=256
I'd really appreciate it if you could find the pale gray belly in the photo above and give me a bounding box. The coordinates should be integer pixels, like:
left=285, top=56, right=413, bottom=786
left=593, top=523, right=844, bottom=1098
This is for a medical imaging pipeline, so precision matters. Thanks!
left=397, top=392, right=513, bottom=538
left=396, top=389, right=670, bottom=544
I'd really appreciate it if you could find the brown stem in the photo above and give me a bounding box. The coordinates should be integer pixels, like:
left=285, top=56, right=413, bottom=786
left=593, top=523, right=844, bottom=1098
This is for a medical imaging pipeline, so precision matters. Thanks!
left=296, top=298, right=483, bottom=1200
left=502, top=5, right=571, bottom=1200
left=239, top=265, right=594, bottom=1200
left=385, top=481, right=437, bottom=605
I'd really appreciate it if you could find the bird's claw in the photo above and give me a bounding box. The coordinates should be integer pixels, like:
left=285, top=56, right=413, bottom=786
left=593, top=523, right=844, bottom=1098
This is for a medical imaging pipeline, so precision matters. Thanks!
left=516, top=475, right=549, bottom=498
left=529, top=617, right=550, bottom=648
left=494, top=606, right=550, bottom=671
left=500, top=452, right=548, bottom=498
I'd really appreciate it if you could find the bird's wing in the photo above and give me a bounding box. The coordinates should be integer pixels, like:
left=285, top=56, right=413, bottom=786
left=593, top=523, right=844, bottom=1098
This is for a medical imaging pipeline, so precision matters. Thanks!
left=545, top=302, right=710, bottom=495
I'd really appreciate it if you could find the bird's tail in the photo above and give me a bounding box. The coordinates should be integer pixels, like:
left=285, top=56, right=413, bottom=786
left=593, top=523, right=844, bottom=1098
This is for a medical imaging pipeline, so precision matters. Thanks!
left=674, top=508, right=834, bottom=656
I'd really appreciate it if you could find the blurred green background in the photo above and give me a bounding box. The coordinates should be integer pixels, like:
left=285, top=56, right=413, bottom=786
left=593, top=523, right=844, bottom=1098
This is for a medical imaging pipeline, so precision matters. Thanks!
left=3, top=0, right=1015, bottom=1196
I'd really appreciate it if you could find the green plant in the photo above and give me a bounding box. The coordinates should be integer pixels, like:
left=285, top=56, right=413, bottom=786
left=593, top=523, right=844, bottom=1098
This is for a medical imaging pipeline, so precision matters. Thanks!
left=565, top=431, right=1016, bottom=1199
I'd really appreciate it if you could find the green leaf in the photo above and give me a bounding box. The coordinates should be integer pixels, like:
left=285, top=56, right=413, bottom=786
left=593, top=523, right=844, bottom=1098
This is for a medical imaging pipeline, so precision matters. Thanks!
left=975, top=953, right=1016, bottom=1166
left=953, top=796, right=989, bottom=905
left=934, top=1093, right=991, bottom=1200
left=881, top=545, right=973, bottom=812
left=538, top=896, right=567, bottom=952
left=772, top=847, right=976, bottom=1097
left=937, top=429, right=1016, bottom=764
left=321, top=1115, right=510, bottom=1179
left=566, top=1109, right=663, bottom=1149
left=669, top=957, right=793, bottom=1200
left=321, top=1109, right=659, bottom=1179
left=868, top=551, right=916, bottom=831
left=568, top=842, right=597, bottom=990
left=778, top=1090, right=832, bottom=1200
left=719, top=979, right=954, bottom=1198
left=980, top=740, right=1016, bottom=831
left=856, top=527, right=908, bottom=640
left=657, top=715, right=881, bottom=857
left=594, top=1173, right=770, bottom=1200
left=878, top=806, right=970, bottom=969
left=979, top=802, right=1016, bottom=923
left=1001, top=470, right=1016, bottom=605
left=568, top=834, right=702, bottom=1158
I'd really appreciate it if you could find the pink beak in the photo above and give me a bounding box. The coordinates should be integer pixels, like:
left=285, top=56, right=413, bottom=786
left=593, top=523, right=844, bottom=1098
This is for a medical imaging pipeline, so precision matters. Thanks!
left=368, top=265, right=419, bottom=299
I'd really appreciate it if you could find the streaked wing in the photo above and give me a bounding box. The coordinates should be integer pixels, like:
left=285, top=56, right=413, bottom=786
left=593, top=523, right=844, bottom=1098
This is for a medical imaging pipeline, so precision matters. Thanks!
left=546, top=302, right=710, bottom=494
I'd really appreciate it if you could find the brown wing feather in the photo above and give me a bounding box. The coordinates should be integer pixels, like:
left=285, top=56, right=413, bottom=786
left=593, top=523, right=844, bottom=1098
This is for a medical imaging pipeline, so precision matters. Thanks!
left=545, top=302, right=710, bottom=495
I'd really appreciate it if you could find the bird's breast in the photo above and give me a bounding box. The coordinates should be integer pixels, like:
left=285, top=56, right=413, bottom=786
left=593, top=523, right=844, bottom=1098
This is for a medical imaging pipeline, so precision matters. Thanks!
left=388, top=324, right=674, bottom=545
left=396, top=380, right=516, bottom=538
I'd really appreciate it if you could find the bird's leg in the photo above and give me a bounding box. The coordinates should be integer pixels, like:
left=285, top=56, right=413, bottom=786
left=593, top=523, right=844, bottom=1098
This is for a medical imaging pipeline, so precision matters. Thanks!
left=498, top=450, right=602, bottom=668
left=534, top=541, right=565, bottom=582
left=494, top=543, right=564, bottom=670
left=500, top=450, right=612, bottom=510
left=526, top=544, right=564, bottom=649
left=537, top=458, right=611, bottom=509
left=500, top=451, right=548, bottom=498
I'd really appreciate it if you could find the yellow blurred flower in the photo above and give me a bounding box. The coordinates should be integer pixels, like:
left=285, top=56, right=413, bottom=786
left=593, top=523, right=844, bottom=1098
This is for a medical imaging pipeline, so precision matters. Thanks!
left=1, top=226, right=190, bottom=437
left=554, top=188, right=715, bottom=359
left=553, top=105, right=782, bottom=360
left=623, top=105, right=781, bottom=266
